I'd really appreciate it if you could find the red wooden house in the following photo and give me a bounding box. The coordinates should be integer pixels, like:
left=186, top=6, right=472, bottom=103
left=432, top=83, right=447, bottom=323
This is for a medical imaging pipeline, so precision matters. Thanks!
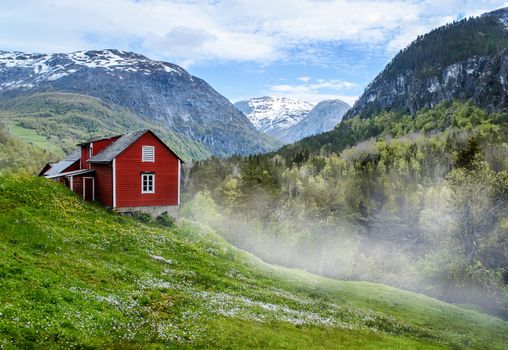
left=40, top=130, right=182, bottom=218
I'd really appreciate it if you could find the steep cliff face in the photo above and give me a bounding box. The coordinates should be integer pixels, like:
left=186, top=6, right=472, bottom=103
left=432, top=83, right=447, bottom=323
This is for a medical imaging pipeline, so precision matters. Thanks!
left=346, top=8, right=508, bottom=119
left=349, top=51, right=508, bottom=117
left=0, top=50, right=278, bottom=156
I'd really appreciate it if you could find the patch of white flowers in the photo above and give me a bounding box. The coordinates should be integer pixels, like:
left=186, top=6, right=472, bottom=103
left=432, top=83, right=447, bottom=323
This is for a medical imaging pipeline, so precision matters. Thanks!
left=137, top=277, right=172, bottom=290
left=191, top=291, right=338, bottom=327
left=69, top=286, right=138, bottom=313
left=149, top=253, right=174, bottom=265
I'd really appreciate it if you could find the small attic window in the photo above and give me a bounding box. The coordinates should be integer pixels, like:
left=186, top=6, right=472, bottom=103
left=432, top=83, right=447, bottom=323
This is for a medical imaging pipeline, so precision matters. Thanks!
left=142, top=146, right=155, bottom=162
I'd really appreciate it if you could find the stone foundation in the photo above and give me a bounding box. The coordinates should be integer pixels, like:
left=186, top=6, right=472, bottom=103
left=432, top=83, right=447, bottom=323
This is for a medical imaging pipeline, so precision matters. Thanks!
left=115, top=205, right=179, bottom=221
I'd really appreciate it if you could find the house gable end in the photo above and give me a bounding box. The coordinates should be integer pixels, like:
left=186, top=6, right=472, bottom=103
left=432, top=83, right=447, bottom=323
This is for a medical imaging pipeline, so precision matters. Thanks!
left=114, top=132, right=180, bottom=208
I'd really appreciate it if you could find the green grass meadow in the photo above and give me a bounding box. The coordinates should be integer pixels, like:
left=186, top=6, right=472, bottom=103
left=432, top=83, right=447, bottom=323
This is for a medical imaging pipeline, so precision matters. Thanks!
left=0, top=175, right=506, bottom=349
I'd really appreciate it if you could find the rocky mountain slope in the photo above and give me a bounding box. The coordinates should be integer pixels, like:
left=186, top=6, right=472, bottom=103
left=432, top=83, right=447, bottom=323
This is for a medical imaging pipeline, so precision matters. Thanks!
left=235, top=96, right=349, bottom=143
left=345, top=7, right=508, bottom=120
left=0, top=49, right=278, bottom=157
left=0, top=93, right=211, bottom=161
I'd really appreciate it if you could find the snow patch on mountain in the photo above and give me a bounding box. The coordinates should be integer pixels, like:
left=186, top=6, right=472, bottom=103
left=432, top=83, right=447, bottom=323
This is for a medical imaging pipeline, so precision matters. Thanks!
left=235, top=96, right=350, bottom=144
left=280, top=99, right=350, bottom=143
left=234, top=96, right=315, bottom=135
left=0, top=49, right=278, bottom=157
left=0, top=49, right=185, bottom=87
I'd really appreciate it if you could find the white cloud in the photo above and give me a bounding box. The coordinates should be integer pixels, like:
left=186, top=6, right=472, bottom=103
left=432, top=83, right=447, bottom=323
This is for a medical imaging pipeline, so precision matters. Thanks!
left=1, top=0, right=507, bottom=65
left=267, top=78, right=358, bottom=105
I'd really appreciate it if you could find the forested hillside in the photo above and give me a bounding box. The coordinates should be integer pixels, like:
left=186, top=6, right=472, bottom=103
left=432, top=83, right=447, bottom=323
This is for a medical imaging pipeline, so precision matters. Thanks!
left=185, top=101, right=508, bottom=317
left=1, top=175, right=507, bottom=348
left=383, top=15, right=508, bottom=80
left=0, top=127, right=57, bottom=175
left=345, top=8, right=508, bottom=119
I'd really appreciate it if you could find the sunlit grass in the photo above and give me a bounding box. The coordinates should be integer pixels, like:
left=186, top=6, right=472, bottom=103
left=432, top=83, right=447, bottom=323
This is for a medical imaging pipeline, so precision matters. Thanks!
left=0, top=175, right=506, bottom=349
left=7, top=123, right=64, bottom=156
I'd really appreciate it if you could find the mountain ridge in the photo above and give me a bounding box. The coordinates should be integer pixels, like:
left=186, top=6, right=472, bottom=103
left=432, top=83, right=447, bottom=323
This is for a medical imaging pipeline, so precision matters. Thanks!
left=0, top=49, right=279, bottom=157
left=344, top=7, right=508, bottom=120
left=234, top=96, right=314, bottom=134
left=235, top=96, right=349, bottom=143
left=281, top=99, right=350, bottom=143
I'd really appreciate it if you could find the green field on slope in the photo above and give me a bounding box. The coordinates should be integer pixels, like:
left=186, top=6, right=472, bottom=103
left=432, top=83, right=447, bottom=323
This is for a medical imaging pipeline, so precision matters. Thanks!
left=7, top=123, right=65, bottom=157
left=0, top=176, right=506, bottom=349
left=0, top=93, right=211, bottom=161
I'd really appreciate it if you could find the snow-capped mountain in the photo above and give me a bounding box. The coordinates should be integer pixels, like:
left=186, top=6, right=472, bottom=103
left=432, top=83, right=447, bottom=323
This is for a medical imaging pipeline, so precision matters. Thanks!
left=0, top=49, right=278, bottom=156
left=234, top=97, right=315, bottom=136
left=0, top=50, right=185, bottom=87
left=234, top=96, right=349, bottom=143
left=281, top=99, right=350, bottom=143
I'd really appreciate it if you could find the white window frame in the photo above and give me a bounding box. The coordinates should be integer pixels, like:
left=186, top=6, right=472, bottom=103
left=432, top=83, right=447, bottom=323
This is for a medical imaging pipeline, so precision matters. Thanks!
left=141, top=173, right=155, bottom=194
left=89, top=143, right=93, bottom=169
left=142, top=145, right=155, bottom=162
left=82, top=177, right=95, bottom=201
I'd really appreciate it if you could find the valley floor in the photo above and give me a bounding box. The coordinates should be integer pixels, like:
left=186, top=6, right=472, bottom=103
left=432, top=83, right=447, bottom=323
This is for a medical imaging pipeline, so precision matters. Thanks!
left=0, top=176, right=506, bottom=349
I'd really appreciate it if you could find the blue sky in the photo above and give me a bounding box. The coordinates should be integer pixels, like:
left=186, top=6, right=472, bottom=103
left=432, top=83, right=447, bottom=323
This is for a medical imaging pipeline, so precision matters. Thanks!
left=1, top=0, right=508, bottom=105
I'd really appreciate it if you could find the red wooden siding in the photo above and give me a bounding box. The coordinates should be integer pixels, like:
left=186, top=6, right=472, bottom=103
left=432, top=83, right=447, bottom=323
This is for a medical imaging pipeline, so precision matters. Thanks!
left=92, top=164, right=113, bottom=207
left=71, top=177, right=83, bottom=198
left=39, top=163, right=52, bottom=176
left=80, top=146, right=88, bottom=169
left=93, top=138, right=120, bottom=157
left=64, top=161, right=80, bottom=173
left=115, top=133, right=179, bottom=208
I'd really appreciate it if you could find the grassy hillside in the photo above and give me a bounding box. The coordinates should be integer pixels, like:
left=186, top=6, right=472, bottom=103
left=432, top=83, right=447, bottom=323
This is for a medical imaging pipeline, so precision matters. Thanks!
left=0, top=93, right=211, bottom=162
left=0, top=175, right=507, bottom=349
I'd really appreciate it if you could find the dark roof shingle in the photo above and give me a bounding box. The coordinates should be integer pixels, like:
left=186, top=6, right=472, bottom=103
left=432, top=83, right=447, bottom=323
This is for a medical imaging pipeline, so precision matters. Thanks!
left=77, top=134, right=122, bottom=146
left=88, top=130, right=148, bottom=163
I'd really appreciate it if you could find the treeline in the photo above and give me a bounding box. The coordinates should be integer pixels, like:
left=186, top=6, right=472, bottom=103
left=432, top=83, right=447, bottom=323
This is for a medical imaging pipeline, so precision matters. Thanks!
left=278, top=100, right=508, bottom=162
left=183, top=102, right=508, bottom=317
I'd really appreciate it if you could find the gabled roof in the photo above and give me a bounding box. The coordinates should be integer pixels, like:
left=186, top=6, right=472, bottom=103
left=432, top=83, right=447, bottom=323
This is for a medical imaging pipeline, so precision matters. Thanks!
left=43, top=148, right=81, bottom=176
left=62, top=148, right=82, bottom=162
left=88, top=129, right=184, bottom=163
left=77, top=134, right=122, bottom=146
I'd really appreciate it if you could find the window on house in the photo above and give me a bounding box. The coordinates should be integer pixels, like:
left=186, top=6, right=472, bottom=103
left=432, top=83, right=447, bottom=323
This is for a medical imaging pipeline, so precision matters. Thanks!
left=142, top=146, right=155, bottom=162
left=141, top=174, right=155, bottom=193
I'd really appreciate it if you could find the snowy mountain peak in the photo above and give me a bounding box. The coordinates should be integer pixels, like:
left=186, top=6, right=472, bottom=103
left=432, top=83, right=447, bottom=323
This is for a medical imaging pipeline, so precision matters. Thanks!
left=234, top=96, right=315, bottom=134
left=280, top=99, right=350, bottom=143
left=0, top=49, right=186, bottom=87
left=235, top=96, right=350, bottom=144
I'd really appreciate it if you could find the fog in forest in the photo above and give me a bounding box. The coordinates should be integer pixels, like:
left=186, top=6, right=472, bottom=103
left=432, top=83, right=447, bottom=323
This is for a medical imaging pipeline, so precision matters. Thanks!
left=181, top=136, right=508, bottom=317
